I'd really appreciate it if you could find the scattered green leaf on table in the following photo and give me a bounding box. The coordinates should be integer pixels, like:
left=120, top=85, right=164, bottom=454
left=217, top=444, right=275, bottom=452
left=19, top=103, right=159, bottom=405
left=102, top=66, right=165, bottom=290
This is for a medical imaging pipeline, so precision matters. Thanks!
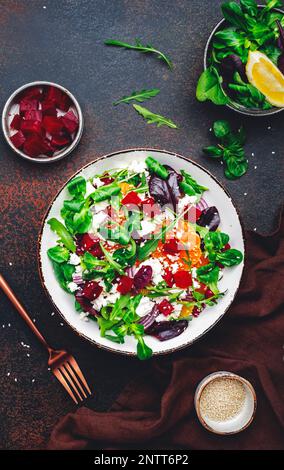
left=113, top=88, right=160, bottom=105
left=105, top=38, right=173, bottom=69
left=133, top=104, right=178, bottom=129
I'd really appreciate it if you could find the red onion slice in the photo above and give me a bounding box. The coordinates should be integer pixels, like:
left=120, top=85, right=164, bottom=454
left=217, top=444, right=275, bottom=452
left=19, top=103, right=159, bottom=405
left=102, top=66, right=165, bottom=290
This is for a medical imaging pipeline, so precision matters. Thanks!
left=196, top=197, right=208, bottom=212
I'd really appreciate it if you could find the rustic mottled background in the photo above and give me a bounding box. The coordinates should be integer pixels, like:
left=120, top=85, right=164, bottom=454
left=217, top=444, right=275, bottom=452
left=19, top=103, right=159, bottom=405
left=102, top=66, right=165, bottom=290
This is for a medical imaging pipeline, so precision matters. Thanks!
left=0, top=0, right=283, bottom=450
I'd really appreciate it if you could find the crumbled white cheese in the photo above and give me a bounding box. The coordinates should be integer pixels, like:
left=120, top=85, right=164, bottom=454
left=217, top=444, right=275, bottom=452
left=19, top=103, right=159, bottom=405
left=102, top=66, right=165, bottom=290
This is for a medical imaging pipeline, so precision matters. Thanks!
left=92, top=200, right=109, bottom=213
left=67, top=282, right=79, bottom=293
left=85, top=181, right=95, bottom=197
left=69, top=253, right=81, bottom=265
left=92, top=177, right=104, bottom=188
left=92, top=211, right=108, bottom=230
left=128, top=160, right=147, bottom=174
left=136, top=297, right=155, bottom=317
left=79, top=312, right=89, bottom=321
left=92, top=291, right=120, bottom=311
left=137, top=220, right=156, bottom=237
left=178, top=194, right=198, bottom=212
left=75, top=265, right=83, bottom=274
left=140, top=258, right=164, bottom=284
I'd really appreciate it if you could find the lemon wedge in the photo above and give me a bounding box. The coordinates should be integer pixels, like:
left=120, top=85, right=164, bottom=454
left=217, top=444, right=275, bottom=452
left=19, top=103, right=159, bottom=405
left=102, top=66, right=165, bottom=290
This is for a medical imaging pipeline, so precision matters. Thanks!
left=246, top=51, right=284, bottom=107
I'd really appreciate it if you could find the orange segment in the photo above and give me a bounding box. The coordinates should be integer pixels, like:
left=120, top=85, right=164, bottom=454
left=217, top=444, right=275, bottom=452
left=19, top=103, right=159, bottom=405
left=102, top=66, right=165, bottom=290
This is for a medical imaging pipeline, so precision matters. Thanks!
left=119, top=182, right=133, bottom=195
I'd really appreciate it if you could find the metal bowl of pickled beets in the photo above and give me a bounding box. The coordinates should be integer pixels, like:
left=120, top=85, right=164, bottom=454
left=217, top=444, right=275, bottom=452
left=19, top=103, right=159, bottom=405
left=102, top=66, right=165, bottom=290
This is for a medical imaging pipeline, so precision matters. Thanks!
left=2, top=81, right=84, bottom=163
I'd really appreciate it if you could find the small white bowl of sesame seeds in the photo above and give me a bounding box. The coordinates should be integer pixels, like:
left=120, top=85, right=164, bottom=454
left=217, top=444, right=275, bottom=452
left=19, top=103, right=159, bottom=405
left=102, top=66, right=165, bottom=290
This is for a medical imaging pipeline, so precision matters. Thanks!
left=194, top=371, right=257, bottom=435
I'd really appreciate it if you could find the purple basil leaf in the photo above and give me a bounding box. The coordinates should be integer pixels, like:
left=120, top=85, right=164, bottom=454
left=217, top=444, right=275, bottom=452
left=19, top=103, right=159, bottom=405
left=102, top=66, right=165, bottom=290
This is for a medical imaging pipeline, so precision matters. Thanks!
left=149, top=165, right=182, bottom=209
left=277, top=20, right=284, bottom=51
left=75, top=291, right=99, bottom=317
left=146, top=319, right=188, bottom=341
left=139, top=304, right=159, bottom=329
left=198, top=206, right=220, bottom=231
left=133, top=265, right=153, bottom=290
left=220, top=54, right=247, bottom=82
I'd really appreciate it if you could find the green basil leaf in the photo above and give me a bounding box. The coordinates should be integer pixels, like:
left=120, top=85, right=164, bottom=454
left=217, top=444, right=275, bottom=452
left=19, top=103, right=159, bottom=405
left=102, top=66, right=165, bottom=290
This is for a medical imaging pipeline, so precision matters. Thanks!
left=240, top=0, right=258, bottom=16
left=196, top=263, right=220, bottom=295
left=226, top=157, right=248, bottom=178
left=136, top=335, right=153, bottom=360
left=63, top=199, right=85, bottom=212
left=67, top=176, right=86, bottom=196
left=89, top=183, right=121, bottom=203
left=73, top=206, right=92, bottom=233
left=221, top=2, right=248, bottom=30
left=180, top=170, right=208, bottom=195
left=47, top=246, right=70, bottom=264
left=203, top=146, right=223, bottom=158
left=145, top=156, right=169, bottom=179
left=196, top=67, right=229, bottom=105
left=213, top=120, right=232, bottom=138
left=204, top=232, right=230, bottom=252
left=216, top=248, right=244, bottom=266
left=47, top=218, right=76, bottom=252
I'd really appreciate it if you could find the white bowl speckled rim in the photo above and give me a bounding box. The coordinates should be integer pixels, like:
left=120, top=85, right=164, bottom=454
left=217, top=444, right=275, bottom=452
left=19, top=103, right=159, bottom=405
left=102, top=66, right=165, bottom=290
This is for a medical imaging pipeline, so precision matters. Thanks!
left=194, top=371, right=257, bottom=435
left=38, top=148, right=245, bottom=357
left=204, top=5, right=284, bottom=117
left=2, top=80, right=84, bottom=163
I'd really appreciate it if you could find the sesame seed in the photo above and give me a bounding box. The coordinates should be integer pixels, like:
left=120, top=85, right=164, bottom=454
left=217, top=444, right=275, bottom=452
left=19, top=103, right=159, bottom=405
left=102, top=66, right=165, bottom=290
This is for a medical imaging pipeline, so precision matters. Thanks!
left=267, top=126, right=271, bottom=130
left=60, top=323, right=64, bottom=326
left=251, top=152, right=255, bottom=157
left=2, top=325, right=5, bottom=328
left=26, top=353, right=30, bottom=357
left=253, top=227, right=257, bottom=231
left=200, top=378, right=245, bottom=421
left=32, top=378, right=35, bottom=383
left=254, top=165, right=257, bottom=169
left=51, top=312, right=55, bottom=316
left=14, top=378, right=18, bottom=382
left=7, top=372, right=10, bottom=377
left=9, top=262, right=12, bottom=266
left=244, top=192, right=247, bottom=196
left=272, top=151, right=275, bottom=155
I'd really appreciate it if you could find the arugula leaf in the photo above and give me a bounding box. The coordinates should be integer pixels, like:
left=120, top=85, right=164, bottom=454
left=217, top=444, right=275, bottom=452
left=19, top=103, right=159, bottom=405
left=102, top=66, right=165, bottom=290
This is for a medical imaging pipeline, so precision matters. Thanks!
left=109, top=294, right=131, bottom=321
left=196, top=66, right=229, bottom=105
left=83, top=252, right=107, bottom=270
left=105, top=38, right=173, bottom=69
left=113, top=88, right=160, bottom=105
left=47, top=218, right=76, bottom=252
left=99, top=243, right=125, bottom=275
left=146, top=156, right=169, bottom=179
left=113, top=239, right=137, bottom=267
left=47, top=246, right=70, bottom=264
left=203, top=119, right=249, bottom=180
left=133, top=104, right=179, bottom=129
left=67, top=176, right=86, bottom=197
left=179, top=170, right=208, bottom=197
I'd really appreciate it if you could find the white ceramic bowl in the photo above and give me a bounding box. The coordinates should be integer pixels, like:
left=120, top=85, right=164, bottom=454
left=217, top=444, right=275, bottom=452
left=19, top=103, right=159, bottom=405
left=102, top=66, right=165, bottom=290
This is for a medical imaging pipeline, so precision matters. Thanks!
left=194, top=371, right=257, bottom=434
left=38, top=149, right=245, bottom=357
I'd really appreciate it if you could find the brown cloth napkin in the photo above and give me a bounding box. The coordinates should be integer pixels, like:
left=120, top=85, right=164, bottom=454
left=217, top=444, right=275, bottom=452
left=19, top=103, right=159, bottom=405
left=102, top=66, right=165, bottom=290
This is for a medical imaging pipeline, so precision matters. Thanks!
left=48, top=208, right=284, bottom=450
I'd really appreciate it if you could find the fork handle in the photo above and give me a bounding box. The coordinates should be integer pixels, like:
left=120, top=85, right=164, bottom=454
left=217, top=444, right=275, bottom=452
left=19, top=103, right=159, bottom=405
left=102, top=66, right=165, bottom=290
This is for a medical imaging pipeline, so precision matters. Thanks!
left=0, top=274, right=50, bottom=350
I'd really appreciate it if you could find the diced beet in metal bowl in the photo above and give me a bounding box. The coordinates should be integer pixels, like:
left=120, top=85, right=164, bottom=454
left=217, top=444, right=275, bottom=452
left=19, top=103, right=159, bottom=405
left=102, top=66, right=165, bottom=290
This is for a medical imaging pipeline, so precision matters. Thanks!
left=2, top=81, right=83, bottom=163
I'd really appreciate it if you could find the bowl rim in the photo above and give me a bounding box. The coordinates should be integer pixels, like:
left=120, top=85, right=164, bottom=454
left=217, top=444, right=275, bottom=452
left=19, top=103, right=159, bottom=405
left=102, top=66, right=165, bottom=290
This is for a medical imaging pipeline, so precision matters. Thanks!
left=203, top=4, right=284, bottom=116
left=2, top=80, right=84, bottom=163
left=194, top=371, right=257, bottom=434
left=37, top=147, right=246, bottom=357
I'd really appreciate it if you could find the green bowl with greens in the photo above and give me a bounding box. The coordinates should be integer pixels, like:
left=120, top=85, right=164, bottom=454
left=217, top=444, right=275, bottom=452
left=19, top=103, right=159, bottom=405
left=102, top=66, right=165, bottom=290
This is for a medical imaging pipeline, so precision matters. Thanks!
left=199, top=1, right=284, bottom=116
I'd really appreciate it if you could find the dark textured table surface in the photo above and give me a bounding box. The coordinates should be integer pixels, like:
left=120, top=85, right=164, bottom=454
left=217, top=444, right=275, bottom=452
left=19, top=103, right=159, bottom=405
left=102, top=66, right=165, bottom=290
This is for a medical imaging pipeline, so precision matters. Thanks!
left=0, top=0, right=283, bottom=450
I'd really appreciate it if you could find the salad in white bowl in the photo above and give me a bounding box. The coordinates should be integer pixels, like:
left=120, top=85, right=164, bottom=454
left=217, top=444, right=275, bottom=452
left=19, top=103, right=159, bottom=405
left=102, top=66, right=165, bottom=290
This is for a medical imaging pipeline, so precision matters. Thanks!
left=46, top=155, right=243, bottom=360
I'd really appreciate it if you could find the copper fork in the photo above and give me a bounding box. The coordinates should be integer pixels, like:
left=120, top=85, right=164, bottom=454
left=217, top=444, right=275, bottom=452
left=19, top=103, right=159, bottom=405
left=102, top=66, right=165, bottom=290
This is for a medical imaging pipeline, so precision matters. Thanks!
left=0, top=273, right=91, bottom=404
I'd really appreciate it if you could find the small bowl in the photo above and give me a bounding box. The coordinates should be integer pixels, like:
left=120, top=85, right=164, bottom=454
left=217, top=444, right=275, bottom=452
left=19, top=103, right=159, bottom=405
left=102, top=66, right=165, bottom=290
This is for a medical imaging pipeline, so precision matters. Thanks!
left=194, top=371, right=257, bottom=435
left=204, top=4, right=284, bottom=116
left=2, top=81, right=84, bottom=163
